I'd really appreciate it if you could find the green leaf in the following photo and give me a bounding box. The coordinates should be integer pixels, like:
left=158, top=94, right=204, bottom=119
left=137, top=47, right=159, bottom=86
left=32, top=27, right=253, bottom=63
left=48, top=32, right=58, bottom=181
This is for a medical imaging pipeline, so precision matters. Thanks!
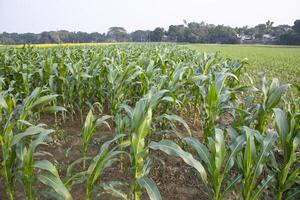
left=35, top=160, right=59, bottom=178
left=31, top=94, right=59, bottom=109
left=149, top=140, right=207, bottom=184
left=0, top=94, right=8, bottom=110
left=286, top=188, right=300, bottom=200
left=251, top=132, right=277, bottom=187
left=138, top=177, right=161, bottom=200
left=149, top=89, right=168, bottom=108
left=223, top=174, right=242, bottom=194
left=183, top=137, right=212, bottom=171
left=206, top=84, right=219, bottom=109
left=252, top=175, right=274, bottom=200
left=38, top=172, right=72, bottom=200
left=160, top=114, right=191, bottom=136
left=266, top=84, right=290, bottom=110
left=273, top=108, right=289, bottom=145
left=214, top=129, right=226, bottom=172
left=12, top=126, right=54, bottom=146
left=41, top=106, right=66, bottom=113
left=284, top=165, right=300, bottom=190
left=224, top=135, right=245, bottom=173
left=95, top=115, right=112, bottom=128
left=100, top=181, right=129, bottom=200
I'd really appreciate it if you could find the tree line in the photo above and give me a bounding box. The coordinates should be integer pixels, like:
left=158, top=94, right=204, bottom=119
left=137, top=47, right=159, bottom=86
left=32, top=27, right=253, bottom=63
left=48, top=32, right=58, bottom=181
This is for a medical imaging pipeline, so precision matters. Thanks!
left=1, top=20, right=300, bottom=45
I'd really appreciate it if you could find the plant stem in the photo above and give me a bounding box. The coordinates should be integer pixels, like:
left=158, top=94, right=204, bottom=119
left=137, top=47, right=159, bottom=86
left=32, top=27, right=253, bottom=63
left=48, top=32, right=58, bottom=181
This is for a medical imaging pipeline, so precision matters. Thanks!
left=83, top=151, right=86, bottom=169
left=3, top=162, right=14, bottom=200
left=276, top=191, right=283, bottom=200
left=133, top=182, right=140, bottom=200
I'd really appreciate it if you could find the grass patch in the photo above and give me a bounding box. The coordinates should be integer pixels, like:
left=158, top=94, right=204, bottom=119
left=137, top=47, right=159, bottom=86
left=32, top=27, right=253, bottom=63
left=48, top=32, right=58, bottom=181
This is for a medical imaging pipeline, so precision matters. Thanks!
left=186, top=44, right=300, bottom=85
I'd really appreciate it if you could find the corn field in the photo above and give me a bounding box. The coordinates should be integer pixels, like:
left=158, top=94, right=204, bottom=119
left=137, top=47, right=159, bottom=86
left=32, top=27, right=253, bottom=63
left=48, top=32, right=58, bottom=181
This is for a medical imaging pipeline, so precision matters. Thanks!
left=0, top=44, right=299, bottom=200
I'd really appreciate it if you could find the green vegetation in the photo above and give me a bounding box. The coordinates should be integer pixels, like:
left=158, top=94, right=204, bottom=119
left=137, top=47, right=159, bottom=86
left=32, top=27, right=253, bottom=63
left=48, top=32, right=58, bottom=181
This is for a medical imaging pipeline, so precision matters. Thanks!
left=0, top=44, right=299, bottom=200
left=186, top=44, right=300, bottom=85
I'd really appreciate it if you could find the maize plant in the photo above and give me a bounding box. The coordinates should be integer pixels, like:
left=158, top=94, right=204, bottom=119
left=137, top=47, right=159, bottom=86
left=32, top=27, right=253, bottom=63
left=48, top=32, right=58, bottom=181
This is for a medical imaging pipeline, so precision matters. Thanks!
left=0, top=116, right=15, bottom=199
left=236, top=127, right=277, bottom=200
left=223, top=58, right=248, bottom=88
left=105, top=62, right=142, bottom=118
left=17, top=87, right=65, bottom=131
left=64, top=134, right=128, bottom=200
left=255, top=73, right=290, bottom=133
left=184, top=129, right=245, bottom=200
left=203, top=84, right=221, bottom=139
left=150, top=128, right=245, bottom=200
left=14, top=125, right=72, bottom=200
left=80, top=109, right=111, bottom=169
left=201, top=70, right=238, bottom=140
left=0, top=113, right=70, bottom=200
left=114, top=110, right=131, bottom=169
left=120, top=89, right=171, bottom=200
left=230, top=73, right=290, bottom=133
left=0, top=86, right=67, bottom=199
left=65, top=61, right=92, bottom=121
left=85, top=134, right=127, bottom=200
left=273, top=108, right=300, bottom=200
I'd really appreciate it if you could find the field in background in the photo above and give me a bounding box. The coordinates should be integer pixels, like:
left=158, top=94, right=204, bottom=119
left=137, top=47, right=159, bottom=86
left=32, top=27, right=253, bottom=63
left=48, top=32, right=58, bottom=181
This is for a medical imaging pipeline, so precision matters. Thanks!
left=1, top=43, right=299, bottom=85
left=0, top=42, right=125, bottom=48
left=186, top=44, right=300, bottom=85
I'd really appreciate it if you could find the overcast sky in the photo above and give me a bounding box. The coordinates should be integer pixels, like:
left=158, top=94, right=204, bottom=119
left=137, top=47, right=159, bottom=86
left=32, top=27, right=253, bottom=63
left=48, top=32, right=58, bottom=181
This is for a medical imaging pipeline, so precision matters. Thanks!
left=0, top=0, right=299, bottom=33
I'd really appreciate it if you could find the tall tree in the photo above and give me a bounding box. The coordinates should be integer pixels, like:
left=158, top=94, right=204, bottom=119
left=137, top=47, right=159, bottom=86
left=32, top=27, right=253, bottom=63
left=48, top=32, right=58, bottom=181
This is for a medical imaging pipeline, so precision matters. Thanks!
left=107, top=27, right=129, bottom=42
left=131, top=30, right=150, bottom=42
left=292, top=20, right=300, bottom=34
left=254, top=24, right=267, bottom=39
left=167, top=25, right=186, bottom=42
left=150, top=28, right=165, bottom=42
left=265, top=20, right=274, bottom=33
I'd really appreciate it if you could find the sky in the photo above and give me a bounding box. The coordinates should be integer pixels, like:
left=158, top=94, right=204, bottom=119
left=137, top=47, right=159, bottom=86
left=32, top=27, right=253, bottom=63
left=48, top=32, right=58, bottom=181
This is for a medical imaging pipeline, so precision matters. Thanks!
left=0, top=0, right=299, bottom=33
